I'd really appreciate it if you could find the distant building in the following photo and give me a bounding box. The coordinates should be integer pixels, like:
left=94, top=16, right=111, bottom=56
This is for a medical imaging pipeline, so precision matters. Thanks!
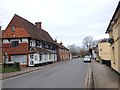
left=98, top=38, right=111, bottom=67
left=0, top=28, right=2, bottom=63
left=105, top=1, right=120, bottom=73
left=55, top=40, right=71, bottom=61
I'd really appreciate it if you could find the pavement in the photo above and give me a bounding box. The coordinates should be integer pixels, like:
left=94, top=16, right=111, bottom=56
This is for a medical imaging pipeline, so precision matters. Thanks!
left=91, top=60, right=120, bottom=89
left=1, top=62, right=59, bottom=80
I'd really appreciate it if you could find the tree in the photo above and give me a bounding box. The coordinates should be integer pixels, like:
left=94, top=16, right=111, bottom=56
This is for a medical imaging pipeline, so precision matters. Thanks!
left=68, top=44, right=82, bottom=56
left=83, top=36, right=94, bottom=49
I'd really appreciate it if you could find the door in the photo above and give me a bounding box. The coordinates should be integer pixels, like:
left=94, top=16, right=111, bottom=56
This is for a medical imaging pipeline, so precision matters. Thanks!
left=29, top=54, right=34, bottom=66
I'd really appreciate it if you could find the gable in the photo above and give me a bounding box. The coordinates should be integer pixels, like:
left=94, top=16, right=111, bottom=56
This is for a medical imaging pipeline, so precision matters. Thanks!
left=3, top=14, right=30, bottom=39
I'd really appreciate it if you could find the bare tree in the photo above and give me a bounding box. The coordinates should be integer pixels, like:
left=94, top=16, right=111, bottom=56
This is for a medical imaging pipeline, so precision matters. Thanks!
left=67, top=44, right=81, bottom=56
left=83, top=36, right=94, bottom=49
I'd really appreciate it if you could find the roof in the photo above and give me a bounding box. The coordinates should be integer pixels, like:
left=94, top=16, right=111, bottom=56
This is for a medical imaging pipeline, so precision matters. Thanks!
left=29, top=47, right=52, bottom=54
left=3, top=14, right=56, bottom=45
left=41, top=29, right=56, bottom=45
left=99, top=38, right=109, bottom=43
left=0, top=30, right=5, bottom=38
left=55, top=42, right=69, bottom=50
left=0, top=31, right=1, bottom=38
left=106, top=1, right=120, bottom=33
left=16, top=14, right=45, bottom=41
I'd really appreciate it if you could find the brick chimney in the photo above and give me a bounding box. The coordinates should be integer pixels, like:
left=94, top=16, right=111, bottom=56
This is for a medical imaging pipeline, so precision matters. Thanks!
left=0, top=26, right=1, bottom=30
left=35, top=22, right=42, bottom=30
left=60, top=42, right=62, bottom=45
left=55, top=39, right=57, bottom=42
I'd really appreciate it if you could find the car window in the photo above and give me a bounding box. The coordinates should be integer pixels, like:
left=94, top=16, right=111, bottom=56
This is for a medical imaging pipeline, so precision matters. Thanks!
left=85, top=56, right=90, bottom=58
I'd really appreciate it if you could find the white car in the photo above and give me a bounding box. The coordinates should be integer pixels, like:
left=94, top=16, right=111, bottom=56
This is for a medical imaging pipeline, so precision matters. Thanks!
left=84, top=55, right=91, bottom=62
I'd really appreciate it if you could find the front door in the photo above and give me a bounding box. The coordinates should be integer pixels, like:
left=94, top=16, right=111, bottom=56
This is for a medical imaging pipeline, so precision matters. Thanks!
left=29, top=54, right=34, bottom=66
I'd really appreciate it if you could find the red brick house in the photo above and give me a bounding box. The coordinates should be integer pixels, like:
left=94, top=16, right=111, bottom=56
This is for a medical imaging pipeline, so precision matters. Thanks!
left=55, top=41, right=71, bottom=61
left=0, top=29, right=2, bottom=63
left=2, top=14, right=57, bottom=66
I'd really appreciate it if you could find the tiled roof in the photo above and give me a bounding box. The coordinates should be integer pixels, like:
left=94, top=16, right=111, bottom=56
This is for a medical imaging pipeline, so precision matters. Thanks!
left=0, top=31, right=1, bottom=38
left=16, top=14, right=56, bottom=44
left=3, top=14, right=69, bottom=49
left=55, top=42, right=69, bottom=50
left=106, top=1, right=120, bottom=33
left=29, top=47, right=52, bottom=54
left=15, top=14, right=46, bottom=41
left=3, top=14, right=56, bottom=45
left=99, top=38, right=109, bottom=43
left=0, top=30, right=5, bottom=38
left=41, top=30, right=55, bottom=44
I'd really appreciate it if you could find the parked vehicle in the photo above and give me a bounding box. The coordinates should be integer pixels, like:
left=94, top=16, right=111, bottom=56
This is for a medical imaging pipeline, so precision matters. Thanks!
left=84, top=55, right=91, bottom=63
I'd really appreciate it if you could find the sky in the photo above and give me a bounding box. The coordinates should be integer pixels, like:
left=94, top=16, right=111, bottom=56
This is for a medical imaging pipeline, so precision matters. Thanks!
left=0, top=0, right=119, bottom=47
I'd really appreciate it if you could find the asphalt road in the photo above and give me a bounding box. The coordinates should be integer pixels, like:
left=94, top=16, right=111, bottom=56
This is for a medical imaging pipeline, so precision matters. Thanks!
left=2, top=58, right=90, bottom=88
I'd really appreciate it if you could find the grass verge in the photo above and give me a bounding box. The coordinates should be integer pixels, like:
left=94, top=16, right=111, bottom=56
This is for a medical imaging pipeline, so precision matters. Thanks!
left=1, top=66, right=20, bottom=73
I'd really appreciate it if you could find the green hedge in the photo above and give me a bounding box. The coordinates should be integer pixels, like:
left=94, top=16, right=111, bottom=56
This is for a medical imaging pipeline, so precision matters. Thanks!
left=2, top=66, right=20, bottom=73
left=2, top=62, right=20, bottom=73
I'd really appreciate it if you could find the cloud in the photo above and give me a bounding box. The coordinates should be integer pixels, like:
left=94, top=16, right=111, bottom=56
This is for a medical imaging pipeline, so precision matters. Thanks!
left=0, top=0, right=119, bottom=47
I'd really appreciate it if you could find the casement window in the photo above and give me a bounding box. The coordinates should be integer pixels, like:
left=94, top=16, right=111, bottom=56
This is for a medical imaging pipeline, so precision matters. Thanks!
left=30, top=40, right=32, bottom=47
left=39, top=54, right=43, bottom=61
left=45, top=44, right=49, bottom=49
left=37, top=41, right=42, bottom=47
left=34, top=55, right=38, bottom=61
left=11, top=41, right=19, bottom=47
left=49, top=54, right=52, bottom=59
left=11, top=25, right=15, bottom=32
left=30, top=54, right=34, bottom=59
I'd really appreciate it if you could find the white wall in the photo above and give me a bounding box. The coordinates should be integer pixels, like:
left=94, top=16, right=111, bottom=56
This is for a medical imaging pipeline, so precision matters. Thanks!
left=3, top=38, right=28, bottom=44
left=30, top=39, right=36, bottom=47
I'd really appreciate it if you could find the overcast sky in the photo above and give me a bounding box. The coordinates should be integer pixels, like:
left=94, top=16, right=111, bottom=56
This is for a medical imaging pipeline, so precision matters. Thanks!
left=0, top=0, right=119, bottom=47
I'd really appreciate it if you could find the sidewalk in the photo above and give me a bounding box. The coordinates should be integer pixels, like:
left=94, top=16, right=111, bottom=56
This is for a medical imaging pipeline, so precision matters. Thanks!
left=91, top=60, right=120, bottom=88
left=1, top=62, right=59, bottom=80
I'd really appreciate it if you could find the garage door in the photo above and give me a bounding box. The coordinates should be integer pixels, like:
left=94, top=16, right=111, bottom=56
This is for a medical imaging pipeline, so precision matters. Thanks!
left=11, top=55, right=27, bottom=64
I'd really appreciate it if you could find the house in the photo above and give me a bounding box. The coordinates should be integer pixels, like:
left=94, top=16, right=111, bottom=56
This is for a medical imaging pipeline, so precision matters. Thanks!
left=91, top=47, right=97, bottom=60
left=2, top=14, right=57, bottom=66
left=55, top=40, right=71, bottom=61
left=0, top=28, right=2, bottom=63
left=105, top=1, right=120, bottom=73
left=98, top=38, right=111, bottom=67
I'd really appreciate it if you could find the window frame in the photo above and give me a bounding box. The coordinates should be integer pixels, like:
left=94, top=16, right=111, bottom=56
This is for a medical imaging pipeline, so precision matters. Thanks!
left=11, top=25, right=15, bottom=32
left=11, top=41, right=19, bottom=47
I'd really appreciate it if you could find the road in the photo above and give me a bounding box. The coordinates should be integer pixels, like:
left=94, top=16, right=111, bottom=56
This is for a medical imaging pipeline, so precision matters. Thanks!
left=2, top=58, right=90, bottom=88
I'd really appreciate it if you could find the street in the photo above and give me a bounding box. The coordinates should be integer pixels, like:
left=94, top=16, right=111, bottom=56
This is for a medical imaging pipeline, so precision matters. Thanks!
left=2, top=58, right=90, bottom=88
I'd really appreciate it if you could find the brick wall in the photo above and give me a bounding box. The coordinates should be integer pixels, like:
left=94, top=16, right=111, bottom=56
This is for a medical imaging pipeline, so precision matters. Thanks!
left=3, top=43, right=29, bottom=54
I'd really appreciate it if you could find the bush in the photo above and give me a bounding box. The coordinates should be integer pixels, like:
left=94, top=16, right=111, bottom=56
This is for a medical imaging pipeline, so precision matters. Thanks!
left=2, top=66, right=19, bottom=73
left=2, top=62, right=20, bottom=73
left=13, top=62, right=20, bottom=71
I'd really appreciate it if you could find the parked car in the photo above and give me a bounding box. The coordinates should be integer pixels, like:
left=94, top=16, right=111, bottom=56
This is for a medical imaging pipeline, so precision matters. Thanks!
left=84, top=55, right=91, bottom=63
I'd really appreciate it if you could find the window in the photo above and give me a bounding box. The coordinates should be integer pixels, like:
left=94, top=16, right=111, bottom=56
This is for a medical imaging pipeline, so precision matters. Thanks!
left=30, top=54, right=34, bottom=59
left=30, top=40, right=32, bottom=47
left=11, top=25, right=15, bottom=32
left=35, top=55, right=38, bottom=61
left=37, top=41, right=42, bottom=47
left=49, top=54, right=52, bottom=59
left=11, top=41, right=19, bottom=47
left=39, top=54, right=43, bottom=61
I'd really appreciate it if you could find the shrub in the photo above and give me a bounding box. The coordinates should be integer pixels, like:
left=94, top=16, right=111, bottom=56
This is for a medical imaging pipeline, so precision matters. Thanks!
left=2, top=62, right=20, bottom=73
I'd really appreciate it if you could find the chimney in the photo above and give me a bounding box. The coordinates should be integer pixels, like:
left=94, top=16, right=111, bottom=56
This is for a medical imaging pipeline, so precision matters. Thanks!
left=0, top=26, right=1, bottom=30
left=60, top=42, right=62, bottom=45
left=55, top=39, right=57, bottom=42
left=35, top=22, right=42, bottom=30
